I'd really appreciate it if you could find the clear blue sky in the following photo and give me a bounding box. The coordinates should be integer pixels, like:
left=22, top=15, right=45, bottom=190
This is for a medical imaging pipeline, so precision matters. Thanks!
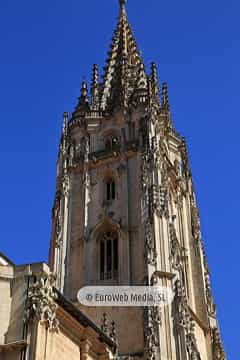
left=0, top=0, right=238, bottom=357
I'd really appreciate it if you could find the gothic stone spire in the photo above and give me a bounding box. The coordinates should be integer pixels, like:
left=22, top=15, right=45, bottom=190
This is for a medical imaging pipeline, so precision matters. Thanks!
left=61, top=112, right=68, bottom=157
left=75, top=80, right=90, bottom=114
left=101, top=0, right=146, bottom=112
left=162, top=81, right=170, bottom=111
left=91, top=64, right=100, bottom=111
left=150, top=62, right=160, bottom=103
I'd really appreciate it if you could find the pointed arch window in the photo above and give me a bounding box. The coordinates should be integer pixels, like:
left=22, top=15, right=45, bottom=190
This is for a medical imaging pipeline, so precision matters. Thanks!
left=100, top=231, right=118, bottom=280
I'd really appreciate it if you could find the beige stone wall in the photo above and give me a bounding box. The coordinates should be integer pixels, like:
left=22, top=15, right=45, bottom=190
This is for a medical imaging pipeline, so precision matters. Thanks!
left=0, top=265, right=13, bottom=344
left=6, top=275, right=26, bottom=343
left=35, top=323, right=81, bottom=360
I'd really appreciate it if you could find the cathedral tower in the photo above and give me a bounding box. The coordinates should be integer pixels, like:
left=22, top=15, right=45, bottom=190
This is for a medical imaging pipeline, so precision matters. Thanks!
left=49, top=1, right=225, bottom=359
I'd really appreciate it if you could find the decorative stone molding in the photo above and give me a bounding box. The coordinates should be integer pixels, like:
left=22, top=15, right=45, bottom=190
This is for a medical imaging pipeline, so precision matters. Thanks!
left=70, top=142, right=83, bottom=165
left=25, top=273, right=59, bottom=332
left=196, top=215, right=217, bottom=319
left=62, top=135, right=91, bottom=169
left=141, top=151, right=151, bottom=193
left=101, top=313, right=109, bottom=334
left=176, top=192, right=184, bottom=209
left=173, top=279, right=188, bottom=329
left=159, top=185, right=169, bottom=218
left=150, top=136, right=161, bottom=169
left=211, top=327, right=226, bottom=360
left=186, top=322, right=201, bottom=360
left=62, top=173, right=70, bottom=197
left=101, top=313, right=117, bottom=342
left=51, top=197, right=62, bottom=248
left=141, top=140, right=158, bottom=266
left=191, top=204, right=201, bottom=242
left=179, top=137, right=191, bottom=178
left=149, top=185, right=159, bottom=215
left=143, top=273, right=162, bottom=360
left=173, top=280, right=201, bottom=360
left=204, top=271, right=216, bottom=317
left=55, top=207, right=62, bottom=239
left=150, top=273, right=162, bottom=326
left=144, top=220, right=157, bottom=266
left=144, top=306, right=160, bottom=360
left=169, top=222, right=184, bottom=272
left=149, top=184, right=169, bottom=219
left=141, top=134, right=172, bottom=267
left=109, top=321, right=117, bottom=342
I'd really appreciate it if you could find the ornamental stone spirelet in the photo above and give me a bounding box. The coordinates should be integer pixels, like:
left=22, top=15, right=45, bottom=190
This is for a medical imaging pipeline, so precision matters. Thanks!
left=25, top=273, right=59, bottom=332
left=119, top=0, right=127, bottom=8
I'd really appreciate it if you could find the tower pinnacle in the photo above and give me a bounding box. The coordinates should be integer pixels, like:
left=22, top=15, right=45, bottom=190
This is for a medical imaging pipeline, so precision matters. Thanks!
left=75, top=80, right=90, bottom=113
left=119, top=0, right=127, bottom=9
left=101, top=0, right=145, bottom=112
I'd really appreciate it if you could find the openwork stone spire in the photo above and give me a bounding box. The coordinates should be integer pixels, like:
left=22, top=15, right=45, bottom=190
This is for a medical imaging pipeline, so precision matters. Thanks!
left=162, top=82, right=170, bottom=111
left=150, top=62, right=160, bottom=102
left=61, top=112, right=68, bottom=156
left=75, top=80, right=90, bottom=113
left=101, top=0, right=146, bottom=112
left=91, top=64, right=100, bottom=111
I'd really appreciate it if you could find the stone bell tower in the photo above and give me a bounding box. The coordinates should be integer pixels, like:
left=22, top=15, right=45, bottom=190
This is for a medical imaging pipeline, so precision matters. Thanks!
left=49, top=1, right=226, bottom=359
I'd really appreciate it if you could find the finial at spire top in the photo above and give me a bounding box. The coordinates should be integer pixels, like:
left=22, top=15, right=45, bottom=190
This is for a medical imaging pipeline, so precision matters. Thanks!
left=119, top=0, right=127, bottom=10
